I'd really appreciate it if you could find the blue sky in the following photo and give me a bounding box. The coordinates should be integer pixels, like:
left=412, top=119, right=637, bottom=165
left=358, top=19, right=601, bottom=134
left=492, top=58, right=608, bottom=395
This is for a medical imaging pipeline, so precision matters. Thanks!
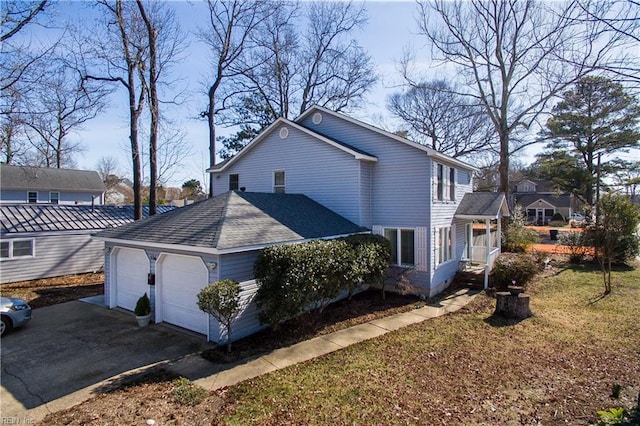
left=56, top=1, right=429, bottom=188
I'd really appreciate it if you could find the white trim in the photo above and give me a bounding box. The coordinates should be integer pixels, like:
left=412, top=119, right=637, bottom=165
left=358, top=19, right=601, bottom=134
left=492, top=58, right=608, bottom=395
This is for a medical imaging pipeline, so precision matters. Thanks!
left=0, top=238, right=35, bottom=261
left=27, top=191, right=38, bottom=203
left=382, top=227, right=416, bottom=267
left=49, top=191, right=60, bottom=204
left=208, top=117, right=378, bottom=173
left=273, top=169, right=285, bottom=193
left=296, top=105, right=478, bottom=172
left=95, top=232, right=370, bottom=256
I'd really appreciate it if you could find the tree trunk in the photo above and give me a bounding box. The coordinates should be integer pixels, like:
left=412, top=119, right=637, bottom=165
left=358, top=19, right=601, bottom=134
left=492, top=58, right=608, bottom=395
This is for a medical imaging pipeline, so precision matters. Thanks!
left=207, top=90, right=216, bottom=197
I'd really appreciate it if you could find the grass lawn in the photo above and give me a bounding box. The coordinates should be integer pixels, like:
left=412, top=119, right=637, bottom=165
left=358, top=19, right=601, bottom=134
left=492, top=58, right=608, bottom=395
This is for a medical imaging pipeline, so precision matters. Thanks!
left=43, top=262, right=640, bottom=425
left=221, top=263, right=639, bottom=425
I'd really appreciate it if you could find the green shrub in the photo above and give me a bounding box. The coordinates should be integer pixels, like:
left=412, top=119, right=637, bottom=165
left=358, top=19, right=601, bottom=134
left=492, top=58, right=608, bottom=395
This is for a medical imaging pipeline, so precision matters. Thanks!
left=558, top=231, right=589, bottom=263
left=254, top=235, right=390, bottom=329
left=134, top=293, right=151, bottom=316
left=197, top=279, right=241, bottom=352
left=491, top=253, right=540, bottom=290
left=551, top=212, right=565, bottom=221
left=171, top=377, right=208, bottom=406
left=502, top=205, right=539, bottom=252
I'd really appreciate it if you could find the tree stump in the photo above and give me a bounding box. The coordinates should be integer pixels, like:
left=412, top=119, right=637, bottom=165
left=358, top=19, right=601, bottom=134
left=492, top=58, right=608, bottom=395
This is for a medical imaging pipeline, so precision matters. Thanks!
left=494, top=291, right=531, bottom=320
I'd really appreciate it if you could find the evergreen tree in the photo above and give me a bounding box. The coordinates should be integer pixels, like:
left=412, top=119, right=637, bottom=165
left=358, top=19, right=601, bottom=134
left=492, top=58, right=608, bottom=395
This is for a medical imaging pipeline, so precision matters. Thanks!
left=539, top=76, right=640, bottom=206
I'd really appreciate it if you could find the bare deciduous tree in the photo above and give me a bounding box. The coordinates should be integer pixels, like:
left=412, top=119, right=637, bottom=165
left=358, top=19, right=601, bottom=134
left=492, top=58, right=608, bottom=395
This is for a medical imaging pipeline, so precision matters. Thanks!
left=22, top=59, right=110, bottom=168
left=217, top=0, right=377, bottom=158
left=387, top=79, right=494, bottom=160
left=198, top=0, right=271, bottom=196
left=416, top=0, right=632, bottom=195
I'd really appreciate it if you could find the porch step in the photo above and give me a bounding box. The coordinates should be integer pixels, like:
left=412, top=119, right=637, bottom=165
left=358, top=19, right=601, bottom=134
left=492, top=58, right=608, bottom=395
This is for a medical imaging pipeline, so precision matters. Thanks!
left=454, top=269, right=486, bottom=290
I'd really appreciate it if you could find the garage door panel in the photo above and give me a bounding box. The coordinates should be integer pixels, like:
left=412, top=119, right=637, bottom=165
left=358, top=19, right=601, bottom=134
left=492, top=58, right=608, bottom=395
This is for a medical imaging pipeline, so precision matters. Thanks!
left=115, top=248, right=149, bottom=311
left=159, top=254, right=208, bottom=335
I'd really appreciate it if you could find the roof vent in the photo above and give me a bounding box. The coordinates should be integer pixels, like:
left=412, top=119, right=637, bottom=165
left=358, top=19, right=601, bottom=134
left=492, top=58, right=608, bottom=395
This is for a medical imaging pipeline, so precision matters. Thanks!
left=312, top=112, right=323, bottom=124
left=279, top=127, right=289, bottom=139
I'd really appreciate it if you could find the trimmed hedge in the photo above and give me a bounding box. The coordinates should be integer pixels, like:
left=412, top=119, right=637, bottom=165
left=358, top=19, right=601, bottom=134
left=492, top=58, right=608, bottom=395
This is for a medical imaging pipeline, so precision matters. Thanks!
left=254, top=234, right=390, bottom=330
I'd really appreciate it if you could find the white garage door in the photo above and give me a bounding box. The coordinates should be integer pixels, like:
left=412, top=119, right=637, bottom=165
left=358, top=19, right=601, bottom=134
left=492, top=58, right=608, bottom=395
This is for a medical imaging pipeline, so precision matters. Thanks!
left=158, top=254, right=209, bottom=335
left=114, top=248, right=149, bottom=311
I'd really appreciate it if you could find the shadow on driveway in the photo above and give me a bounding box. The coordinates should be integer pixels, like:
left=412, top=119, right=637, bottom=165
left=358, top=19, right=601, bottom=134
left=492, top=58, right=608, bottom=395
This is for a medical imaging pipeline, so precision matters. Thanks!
left=0, top=300, right=212, bottom=412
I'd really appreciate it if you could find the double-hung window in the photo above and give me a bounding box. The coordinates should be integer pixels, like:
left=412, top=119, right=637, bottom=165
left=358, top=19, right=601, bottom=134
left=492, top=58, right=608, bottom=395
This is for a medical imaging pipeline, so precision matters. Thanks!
left=436, top=226, right=453, bottom=266
left=434, top=164, right=457, bottom=201
left=50, top=191, right=60, bottom=204
left=0, top=239, right=35, bottom=260
left=229, top=174, right=239, bottom=191
left=28, top=191, right=38, bottom=203
left=384, top=228, right=415, bottom=267
left=273, top=170, right=285, bottom=193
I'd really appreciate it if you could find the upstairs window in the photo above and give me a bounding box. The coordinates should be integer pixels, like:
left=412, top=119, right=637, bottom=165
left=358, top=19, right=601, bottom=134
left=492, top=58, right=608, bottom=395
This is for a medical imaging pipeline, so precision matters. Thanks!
left=449, top=167, right=456, bottom=201
left=28, top=191, right=37, bottom=203
left=437, top=164, right=444, bottom=201
left=274, top=170, right=285, bottom=193
left=50, top=191, right=60, bottom=204
left=435, top=164, right=456, bottom=201
left=229, top=174, right=239, bottom=191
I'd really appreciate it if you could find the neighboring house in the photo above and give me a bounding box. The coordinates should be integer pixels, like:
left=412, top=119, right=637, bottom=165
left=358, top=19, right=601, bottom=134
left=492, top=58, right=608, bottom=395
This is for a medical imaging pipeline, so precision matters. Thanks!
left=0, top=164, right=106, bottom=205
left=0, top=204, right=174, bottom=283
left=512, top=179, right=583, bottom=224
left=96, top=105, right=509, bottom=343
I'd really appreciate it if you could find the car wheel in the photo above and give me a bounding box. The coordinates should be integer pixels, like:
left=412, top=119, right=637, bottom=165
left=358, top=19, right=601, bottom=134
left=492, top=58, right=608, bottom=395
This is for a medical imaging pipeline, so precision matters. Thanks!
left=0, top=316, right=12, bottom=336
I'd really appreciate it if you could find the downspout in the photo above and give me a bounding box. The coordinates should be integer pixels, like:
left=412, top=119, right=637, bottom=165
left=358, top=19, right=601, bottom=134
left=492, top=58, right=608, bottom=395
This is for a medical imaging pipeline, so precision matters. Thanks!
left=484, top=218, right=491, bottom=289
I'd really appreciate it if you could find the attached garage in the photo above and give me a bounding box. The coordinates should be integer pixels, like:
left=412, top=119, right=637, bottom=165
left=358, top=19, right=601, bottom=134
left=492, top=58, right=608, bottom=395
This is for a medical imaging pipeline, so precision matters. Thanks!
left=96, top=191, right=368, bottom=343
left=112, top=247, right=149, bottom=311
left=156, top=254, right=209, bottom=335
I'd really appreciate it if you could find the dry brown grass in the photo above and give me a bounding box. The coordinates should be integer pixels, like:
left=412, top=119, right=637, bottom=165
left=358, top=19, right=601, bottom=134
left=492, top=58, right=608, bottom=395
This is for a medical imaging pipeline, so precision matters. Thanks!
left=1, top=273, right=104, bottom=308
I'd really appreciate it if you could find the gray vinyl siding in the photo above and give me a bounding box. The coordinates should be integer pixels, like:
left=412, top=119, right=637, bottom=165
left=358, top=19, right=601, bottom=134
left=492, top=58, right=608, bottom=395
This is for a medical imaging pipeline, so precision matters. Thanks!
left=218, top=251, right=260, bottom=283
left=0, top=232, right=104, bottom=283
left=301, top=112, right=431, bottom=226
left=359, top=162, right=373, bottom=228
left=212, top=279, right=267, bottom=344
left=213, top=125, right=363, bottom=225
left=0, top=189, right=103, bottom=205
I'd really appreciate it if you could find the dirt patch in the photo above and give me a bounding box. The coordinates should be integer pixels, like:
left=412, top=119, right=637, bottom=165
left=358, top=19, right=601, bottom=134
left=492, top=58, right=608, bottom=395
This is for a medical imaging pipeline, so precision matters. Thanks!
left=1, top=273, right=104, bottom=308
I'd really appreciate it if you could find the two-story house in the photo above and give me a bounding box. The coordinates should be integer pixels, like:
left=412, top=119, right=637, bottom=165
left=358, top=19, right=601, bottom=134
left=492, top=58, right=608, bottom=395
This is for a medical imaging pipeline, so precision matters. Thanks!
left=0, top=164, right=105, bottom=205
left=95, top=106, right=508, bottom=343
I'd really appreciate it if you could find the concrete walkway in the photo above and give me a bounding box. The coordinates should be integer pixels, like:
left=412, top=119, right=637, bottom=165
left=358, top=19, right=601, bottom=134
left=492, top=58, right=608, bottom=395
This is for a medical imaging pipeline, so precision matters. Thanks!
left=173, top=287, right=478, bottom=391
left=13, top=288, right=477, bottom=423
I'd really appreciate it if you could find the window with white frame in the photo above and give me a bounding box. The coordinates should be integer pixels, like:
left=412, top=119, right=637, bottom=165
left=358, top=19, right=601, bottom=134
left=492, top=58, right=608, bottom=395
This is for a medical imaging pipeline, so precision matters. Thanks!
left=229, top=174, right=239, bottom=191
left=435, top=163, right=456, bottom=201
left=0, top=239, right=35, bottom=260
left=384, top=228, right=415, bottom=267
left=449, top=167, right=456, bottom=201
left=435, top=226, right=453, bottom=265
left=50, top=191, right=60, bottom=204
left=28, top=191, right=37, bottom=203
left=273, top=170, right=285, bottom=193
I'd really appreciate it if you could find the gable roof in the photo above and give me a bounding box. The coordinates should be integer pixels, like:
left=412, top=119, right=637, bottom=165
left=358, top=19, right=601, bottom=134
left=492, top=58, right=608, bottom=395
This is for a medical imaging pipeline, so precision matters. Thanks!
left=208, top=117, right=377, bottom=172
left=455, top=192, right=510, bottom=219
left=296, top=105, right=478, bottom=172
left=95, top=191, right=368, bottom=253
left=1, top=204, right=175, bottom=234
left=0, top=164, right=106, bottom=192
left=515, top=193, right=572, bottom=209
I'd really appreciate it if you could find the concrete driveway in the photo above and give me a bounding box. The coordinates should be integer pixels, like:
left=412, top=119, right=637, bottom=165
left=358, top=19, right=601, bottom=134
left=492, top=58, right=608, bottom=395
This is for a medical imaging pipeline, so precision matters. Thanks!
left=1, top=299, right=212, bottom=421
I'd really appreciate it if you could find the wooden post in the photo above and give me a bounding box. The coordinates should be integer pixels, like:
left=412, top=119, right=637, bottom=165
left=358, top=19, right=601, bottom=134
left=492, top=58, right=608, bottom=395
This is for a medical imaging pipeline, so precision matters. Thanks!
left=484, top=218, right=491, bottom=289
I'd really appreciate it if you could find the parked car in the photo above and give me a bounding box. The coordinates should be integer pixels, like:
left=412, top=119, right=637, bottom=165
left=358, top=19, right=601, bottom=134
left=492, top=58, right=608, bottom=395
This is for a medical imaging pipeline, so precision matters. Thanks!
left=569, top=213, right=586, bottom=228
left=1, top=297, right=32, bottom=336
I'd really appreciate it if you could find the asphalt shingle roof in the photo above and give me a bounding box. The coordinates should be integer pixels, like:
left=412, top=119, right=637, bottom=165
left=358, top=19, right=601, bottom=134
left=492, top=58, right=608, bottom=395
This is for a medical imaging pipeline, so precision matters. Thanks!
left=0, top=164, right=106, bottom=192
left=515, top=193, right=572, bottom=209
left=1, top=205, right=175, bottom=234
left=455, top=192, right=508, bottom=218
left=96, top=191, right=368, bottom=250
